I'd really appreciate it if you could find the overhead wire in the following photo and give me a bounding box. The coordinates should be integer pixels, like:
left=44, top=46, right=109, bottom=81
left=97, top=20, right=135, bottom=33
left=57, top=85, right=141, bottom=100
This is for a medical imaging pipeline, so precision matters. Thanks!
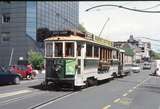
left=85, top=4, right=160, bottom=13
left=142, top=4, right=160, bottom=10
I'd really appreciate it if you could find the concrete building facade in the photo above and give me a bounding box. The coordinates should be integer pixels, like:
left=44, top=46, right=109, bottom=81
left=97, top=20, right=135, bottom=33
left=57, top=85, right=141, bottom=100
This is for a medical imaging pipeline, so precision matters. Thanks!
left=114, top=35, right=151, bottom=62
left=0, top=1, right=79, bottom=66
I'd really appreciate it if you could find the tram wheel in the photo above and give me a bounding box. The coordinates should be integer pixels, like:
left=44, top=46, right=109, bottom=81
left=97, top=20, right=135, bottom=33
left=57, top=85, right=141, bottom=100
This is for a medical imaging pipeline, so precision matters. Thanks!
left=112, top=73, right=118, bottom=78
left=88, top=78, right=95, bottom=86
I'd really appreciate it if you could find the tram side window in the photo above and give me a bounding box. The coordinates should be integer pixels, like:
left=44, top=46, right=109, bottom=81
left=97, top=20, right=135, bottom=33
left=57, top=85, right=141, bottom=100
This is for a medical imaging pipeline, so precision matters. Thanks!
left=94, top=46, right=99, bottom=58
left=65, top=42, right=74, bottom=57
left=46, top=43, right=53, bottom=57
left=77, top=43, right=81, bottom=56
left=55, top=43, right=63, bottom=57
left=86, top=44, right=92, bottom=57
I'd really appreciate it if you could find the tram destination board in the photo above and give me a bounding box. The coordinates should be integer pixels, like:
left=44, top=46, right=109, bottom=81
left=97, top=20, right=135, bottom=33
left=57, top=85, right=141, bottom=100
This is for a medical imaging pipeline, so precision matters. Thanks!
left=50, top=30, right=73, bottom=36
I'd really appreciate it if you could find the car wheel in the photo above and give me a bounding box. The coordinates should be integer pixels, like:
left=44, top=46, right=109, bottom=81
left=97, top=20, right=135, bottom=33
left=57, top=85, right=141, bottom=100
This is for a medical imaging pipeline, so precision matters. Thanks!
left=13, top=77, right=20, bottom=84
left=26, top=74, right=32, bottom=80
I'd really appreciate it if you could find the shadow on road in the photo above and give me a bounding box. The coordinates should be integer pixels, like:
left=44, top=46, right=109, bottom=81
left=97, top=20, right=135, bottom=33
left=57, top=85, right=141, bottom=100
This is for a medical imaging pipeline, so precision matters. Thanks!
left=29, top=83, right=76, bottom=92
left=29, top=78, right=116, bottom=92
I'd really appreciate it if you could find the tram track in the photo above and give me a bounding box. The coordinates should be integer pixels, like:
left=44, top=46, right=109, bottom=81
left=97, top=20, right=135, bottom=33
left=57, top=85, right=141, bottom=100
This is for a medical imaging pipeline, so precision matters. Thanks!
left=27, top=91, right=77, bottom=109
left=0, top=90, right=47, bottom=106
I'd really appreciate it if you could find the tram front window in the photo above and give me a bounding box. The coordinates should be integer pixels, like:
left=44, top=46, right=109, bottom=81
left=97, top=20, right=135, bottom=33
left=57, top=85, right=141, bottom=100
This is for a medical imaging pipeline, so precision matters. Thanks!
left=55, top=43, right=63, bottom=57
left=65, top=42, right=74, bottom=57
left=46, top=43, right=53, bottom=57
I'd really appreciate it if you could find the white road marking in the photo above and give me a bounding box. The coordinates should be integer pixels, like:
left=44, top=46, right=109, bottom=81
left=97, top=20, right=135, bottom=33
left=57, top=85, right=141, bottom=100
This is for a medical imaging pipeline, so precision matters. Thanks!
left=133, top=86, right=137, bottom=89
left=0, top=90, right=32, bottom=99
left=21, top=79, right=41, bottom=84
left=103, top=105, right=111, bottom=109
left=128, top=89, right=133, bottom=93
left=113, top=98, right=120, bottom=103
left=123, top=93, right=128, bottom=97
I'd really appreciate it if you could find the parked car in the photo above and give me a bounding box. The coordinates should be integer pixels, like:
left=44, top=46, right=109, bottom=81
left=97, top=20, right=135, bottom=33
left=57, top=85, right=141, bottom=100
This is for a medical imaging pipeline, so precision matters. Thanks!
left=131, top=64, right=140, bottom=73
left=0, top=66, right=21, bottom=85
left=143, top=62, right=151, bottom=70
left=9, top=65, right=36, bottom=80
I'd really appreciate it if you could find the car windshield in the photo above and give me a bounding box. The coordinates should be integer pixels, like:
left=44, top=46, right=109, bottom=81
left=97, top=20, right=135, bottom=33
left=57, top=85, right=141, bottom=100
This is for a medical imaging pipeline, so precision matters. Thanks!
left=17, top=65, right=27, bottom=70
left=0, top=66, right=4, bottom=72
left=0, top=66, right=11, bottom=73
left=132, top=64, right=138, bottom=67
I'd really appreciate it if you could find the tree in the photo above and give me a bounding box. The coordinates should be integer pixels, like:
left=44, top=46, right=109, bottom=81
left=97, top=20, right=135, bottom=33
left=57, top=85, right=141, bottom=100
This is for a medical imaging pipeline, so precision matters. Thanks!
left=28, top=50, right=44, bottom=70
left=78, top=24, right=87, bottom=32
left=150, top=50, right=160, bottom=59
left=37, top=28, right=51, bottom=42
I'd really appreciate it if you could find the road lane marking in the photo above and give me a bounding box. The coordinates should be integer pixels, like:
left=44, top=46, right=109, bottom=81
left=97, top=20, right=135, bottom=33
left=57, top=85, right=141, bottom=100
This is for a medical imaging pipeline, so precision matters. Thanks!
left=118, top=98, right=131, bottom=105
left=123, top=93, right=128, bottom=97
left=128, top=89, right=133, bottom=93
left=133, top=86, right=137, bottom=89
left=0, top=90, right=32, bottom=99
left=103, top=105, right=111, bottom=109
left=113, top=98, right=120, bottom=103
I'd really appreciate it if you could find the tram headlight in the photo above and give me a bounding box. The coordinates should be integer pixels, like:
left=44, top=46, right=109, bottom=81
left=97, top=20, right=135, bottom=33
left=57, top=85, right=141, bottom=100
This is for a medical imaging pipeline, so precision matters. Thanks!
left=75, top=65, right=80, bottom=69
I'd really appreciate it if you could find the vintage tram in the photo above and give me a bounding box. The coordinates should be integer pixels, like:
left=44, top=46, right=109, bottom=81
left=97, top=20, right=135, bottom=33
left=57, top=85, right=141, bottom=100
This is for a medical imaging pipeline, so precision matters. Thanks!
left=44, top=30, right=130, bottom=89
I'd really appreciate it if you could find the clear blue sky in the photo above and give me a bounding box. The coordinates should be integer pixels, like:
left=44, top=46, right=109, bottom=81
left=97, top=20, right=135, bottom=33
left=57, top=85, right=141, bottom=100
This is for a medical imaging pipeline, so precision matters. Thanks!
left=79, top=1, right=160, bottom=52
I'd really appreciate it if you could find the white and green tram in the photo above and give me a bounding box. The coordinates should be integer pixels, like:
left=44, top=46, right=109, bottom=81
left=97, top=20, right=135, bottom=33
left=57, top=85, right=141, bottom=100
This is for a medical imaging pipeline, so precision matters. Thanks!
left=44, top=31, right=120, bottom=89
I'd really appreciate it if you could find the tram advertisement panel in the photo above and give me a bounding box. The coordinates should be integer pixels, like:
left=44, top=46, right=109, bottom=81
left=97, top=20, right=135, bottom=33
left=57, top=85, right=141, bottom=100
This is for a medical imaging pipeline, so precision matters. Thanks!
left=65, top=60, right=76, bottom=75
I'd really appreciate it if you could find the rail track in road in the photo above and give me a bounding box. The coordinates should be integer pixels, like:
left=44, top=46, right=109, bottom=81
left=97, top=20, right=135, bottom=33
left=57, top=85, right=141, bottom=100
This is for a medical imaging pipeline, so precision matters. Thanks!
left=0, top=86, right=77, bottom=109
left=27, top=91, right=77, bottom=109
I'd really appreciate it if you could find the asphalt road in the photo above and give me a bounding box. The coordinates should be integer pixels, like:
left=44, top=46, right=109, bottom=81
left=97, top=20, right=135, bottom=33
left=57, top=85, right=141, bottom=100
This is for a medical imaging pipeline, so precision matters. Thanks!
left=0, top=66, right=159, bottom=109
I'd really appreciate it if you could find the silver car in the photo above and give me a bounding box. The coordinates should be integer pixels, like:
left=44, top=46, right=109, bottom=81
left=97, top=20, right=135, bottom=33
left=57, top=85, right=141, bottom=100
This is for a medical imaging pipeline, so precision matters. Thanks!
left=131, top=64, right=140, bottom=73
left=143, top=62, right=151, bottom=70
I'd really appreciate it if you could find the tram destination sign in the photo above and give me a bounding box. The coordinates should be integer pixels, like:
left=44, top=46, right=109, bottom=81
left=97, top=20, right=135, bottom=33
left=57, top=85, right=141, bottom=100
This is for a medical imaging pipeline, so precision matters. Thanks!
left=50, top=31, right=73, bottom=36
left=84, top=32, right=94, bottom=41
left=95, top=36, right=113, bottom=47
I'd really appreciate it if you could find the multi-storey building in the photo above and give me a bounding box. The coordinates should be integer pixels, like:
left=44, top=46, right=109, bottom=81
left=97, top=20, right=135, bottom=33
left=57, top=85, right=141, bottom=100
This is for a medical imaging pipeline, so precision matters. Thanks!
left=0, top=1, right=79, bottom=65
left=114, top=35, right=151, bottom=62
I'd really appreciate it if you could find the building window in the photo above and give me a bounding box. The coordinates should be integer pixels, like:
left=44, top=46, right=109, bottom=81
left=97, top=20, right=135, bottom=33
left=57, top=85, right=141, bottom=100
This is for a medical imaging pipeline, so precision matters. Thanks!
left=1, top=32, right=10, bottom=43
left=3, top=1, right=11, bottom=4
left=2, top=14, right=10, bottom=24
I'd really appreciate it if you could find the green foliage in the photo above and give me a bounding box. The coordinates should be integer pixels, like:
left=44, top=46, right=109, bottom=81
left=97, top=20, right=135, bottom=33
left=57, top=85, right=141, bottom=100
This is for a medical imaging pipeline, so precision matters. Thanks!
left=151, top=50, right=160, bottom=59
left=78, top=24, right=87, bottom=32
left=123, top=47, right=134, bottom=57
left=28, top=50, right=44, bottom=70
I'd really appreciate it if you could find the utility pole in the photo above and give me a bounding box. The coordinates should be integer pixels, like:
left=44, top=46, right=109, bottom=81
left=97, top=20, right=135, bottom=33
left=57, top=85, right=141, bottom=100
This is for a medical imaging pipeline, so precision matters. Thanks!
left=9, top=48, right=14, bottom=66
left=98, top=17, right=110, bottom=37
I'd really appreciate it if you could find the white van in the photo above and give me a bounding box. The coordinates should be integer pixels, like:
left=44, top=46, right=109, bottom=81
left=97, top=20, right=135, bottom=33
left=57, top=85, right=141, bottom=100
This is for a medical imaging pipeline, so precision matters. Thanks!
left=152, top=60, right=160, bottom=76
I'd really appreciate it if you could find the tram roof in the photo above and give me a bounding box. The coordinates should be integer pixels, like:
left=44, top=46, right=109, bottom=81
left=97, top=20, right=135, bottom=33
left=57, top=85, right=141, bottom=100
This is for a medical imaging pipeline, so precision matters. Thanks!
left=45, top=35, right=119, bottom=50
left=45, top=35, right=87, bottom=41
